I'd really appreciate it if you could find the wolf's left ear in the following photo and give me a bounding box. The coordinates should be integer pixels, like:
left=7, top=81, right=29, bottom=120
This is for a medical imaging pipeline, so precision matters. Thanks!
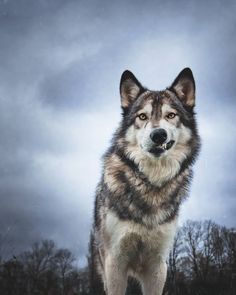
left=170, top=68, right=195, bottom=108
left=120, top=70, right=144, bottom=109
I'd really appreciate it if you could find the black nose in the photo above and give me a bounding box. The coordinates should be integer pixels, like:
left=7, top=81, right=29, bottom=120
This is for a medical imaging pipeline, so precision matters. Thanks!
left=150, top=128, right=167, bottom=145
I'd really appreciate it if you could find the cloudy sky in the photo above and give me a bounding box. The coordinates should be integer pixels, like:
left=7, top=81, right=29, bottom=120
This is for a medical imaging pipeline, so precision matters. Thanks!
left=0, top=0, right=236, bottom=265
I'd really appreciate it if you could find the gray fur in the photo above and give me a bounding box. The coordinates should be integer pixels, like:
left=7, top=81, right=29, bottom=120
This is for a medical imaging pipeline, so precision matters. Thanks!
left=91, top=68, right=200, bottom=295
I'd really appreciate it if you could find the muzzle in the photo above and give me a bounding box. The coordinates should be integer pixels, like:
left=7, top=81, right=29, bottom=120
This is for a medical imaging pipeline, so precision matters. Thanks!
left=149, top=128, right=175, bottom=156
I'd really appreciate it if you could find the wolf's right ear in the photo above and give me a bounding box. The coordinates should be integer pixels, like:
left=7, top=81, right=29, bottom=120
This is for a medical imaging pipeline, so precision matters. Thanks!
left=120, top=70, right=144, bottom=109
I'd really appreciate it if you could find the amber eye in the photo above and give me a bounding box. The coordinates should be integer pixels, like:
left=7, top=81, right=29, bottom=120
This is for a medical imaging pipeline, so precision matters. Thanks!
left=166, top=112, right=176, bottom=119
left=138, top=113, right=147, bottom=120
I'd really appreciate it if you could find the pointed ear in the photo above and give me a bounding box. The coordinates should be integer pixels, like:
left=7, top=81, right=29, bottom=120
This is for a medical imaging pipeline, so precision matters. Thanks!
left=170, top=68, right=196, bottom=108
left=120, top=70, right=144, bottom=109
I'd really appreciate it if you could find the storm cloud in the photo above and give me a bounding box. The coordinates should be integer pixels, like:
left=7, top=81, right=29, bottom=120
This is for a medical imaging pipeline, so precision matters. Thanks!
left=0, top=0, right=236, bottom=264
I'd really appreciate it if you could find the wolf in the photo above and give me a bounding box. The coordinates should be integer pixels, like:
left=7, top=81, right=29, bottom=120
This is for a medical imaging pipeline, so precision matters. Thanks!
left=91, top=68, right=200, bottom=295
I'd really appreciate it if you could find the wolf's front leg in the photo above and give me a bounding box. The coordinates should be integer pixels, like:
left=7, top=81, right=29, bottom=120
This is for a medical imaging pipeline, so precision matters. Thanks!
left=141, top=261, right=167, bottom=295
left=104, top=254, right=127, bottom=295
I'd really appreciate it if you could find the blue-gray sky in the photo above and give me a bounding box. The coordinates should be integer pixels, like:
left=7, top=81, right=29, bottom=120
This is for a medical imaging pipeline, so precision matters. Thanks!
left=0, top=0, right=236, bottom=265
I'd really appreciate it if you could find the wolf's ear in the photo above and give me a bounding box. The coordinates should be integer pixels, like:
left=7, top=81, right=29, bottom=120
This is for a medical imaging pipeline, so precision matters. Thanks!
left=120, top=70, right=144, bottom=109
left=170, top=68, right=195, bottom=108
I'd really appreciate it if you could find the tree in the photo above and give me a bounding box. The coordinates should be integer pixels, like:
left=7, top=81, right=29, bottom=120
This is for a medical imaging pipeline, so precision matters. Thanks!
left=54, top=248, right=75, bottom=295
left=0, top=258, right=26, bottom=295
left=20, top=240, right=56, bottom=294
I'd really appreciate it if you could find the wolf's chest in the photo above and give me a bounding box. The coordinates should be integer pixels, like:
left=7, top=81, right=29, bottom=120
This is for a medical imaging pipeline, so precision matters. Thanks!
left=104, top=211, right=177, bottom=264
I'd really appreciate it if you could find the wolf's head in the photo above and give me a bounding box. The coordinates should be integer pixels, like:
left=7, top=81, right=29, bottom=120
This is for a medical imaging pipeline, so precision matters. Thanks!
left=116, top=68, right=200, bottom=183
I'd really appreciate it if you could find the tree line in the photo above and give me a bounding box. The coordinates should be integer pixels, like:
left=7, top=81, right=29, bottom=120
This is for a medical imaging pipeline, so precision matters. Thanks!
left=0, top=220, right=235, bottom=295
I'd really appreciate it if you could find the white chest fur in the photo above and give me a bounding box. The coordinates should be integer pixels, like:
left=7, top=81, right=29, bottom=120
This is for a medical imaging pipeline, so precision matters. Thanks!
left=104, top=211, right=178, bottom=264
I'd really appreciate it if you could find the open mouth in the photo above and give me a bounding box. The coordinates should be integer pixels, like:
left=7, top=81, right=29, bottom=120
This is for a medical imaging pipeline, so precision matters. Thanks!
left=149, top=140, right=175, bottom=156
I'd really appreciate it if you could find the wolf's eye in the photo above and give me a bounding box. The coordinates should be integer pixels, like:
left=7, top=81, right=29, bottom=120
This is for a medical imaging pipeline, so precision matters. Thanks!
left=166, top=112, right=176, bottom=119
left=138, top=113, right=147, bottom=120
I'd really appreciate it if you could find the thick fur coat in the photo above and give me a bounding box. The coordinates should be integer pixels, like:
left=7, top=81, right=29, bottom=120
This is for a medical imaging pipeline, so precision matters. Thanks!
left=91, top=68, right=200, bottom=295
